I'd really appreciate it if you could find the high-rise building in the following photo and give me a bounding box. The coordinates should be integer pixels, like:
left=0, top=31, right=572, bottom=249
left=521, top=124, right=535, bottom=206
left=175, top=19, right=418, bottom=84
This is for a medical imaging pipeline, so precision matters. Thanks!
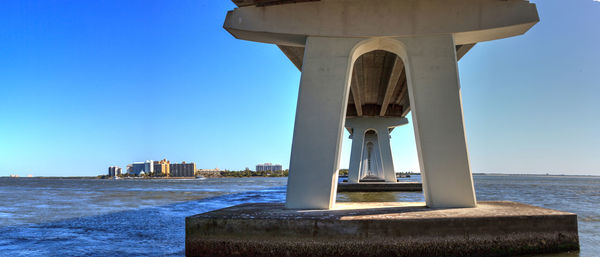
left=129, top=160, right=154, bottom=176
left=108, top=166, right=122, bottom=177
left=126, top=160, right=195, bottom=177
left=256, top=163, right=283, bottom=172
left=144, top=160, right=154, bottom=175
left=169, top=162, right=196, bottom=177
left=153, top=159, right=171, bottom=176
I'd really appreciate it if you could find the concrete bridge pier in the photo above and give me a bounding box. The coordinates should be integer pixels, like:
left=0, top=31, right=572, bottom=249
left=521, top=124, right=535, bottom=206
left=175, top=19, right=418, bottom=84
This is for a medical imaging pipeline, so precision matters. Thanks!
left=286, top=35, right=478, bottom=209
left=186, top=2, right=580, bottom=257
left=346, top=117, right=408, bottom=184
left=285, top=37, right=359, bottom=209
left=220, top=0, right=542, bottom=210
left=403, top=35, right=478, bottom=208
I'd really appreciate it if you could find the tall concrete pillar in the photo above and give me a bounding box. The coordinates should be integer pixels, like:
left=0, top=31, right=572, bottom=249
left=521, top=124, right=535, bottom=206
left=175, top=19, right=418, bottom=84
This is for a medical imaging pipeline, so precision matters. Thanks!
left=360, top=131, right=383, bottom=179
left=403, top=35, right=477, bottom=208
left=345, top=117, right=408, bottom=184
left=347, top=127, right=365, bottom=184
left=285, top=37, right=357, bottom=209
left=377, top=128, right=396, bottom=183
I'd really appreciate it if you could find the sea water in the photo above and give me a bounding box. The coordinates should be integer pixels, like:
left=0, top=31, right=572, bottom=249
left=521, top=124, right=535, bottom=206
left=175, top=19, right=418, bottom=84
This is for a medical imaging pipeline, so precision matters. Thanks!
left=0, top=175, right=598, bottom=256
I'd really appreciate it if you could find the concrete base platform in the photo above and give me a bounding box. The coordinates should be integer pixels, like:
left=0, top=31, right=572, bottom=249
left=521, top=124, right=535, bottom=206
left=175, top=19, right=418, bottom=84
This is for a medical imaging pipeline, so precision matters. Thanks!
left=186, top=201, right=578, bottom=257
left=358, top=175, right=386, bottom=183
left=338, top=182, right=422, bottom=192
left=359, top=178, right=386, bottom=182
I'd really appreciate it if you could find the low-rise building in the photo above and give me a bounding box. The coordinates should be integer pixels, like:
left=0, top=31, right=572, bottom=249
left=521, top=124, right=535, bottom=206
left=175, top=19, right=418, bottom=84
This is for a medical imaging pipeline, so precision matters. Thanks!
left=256, top=163, right=283, bottom=172
left=198, top=168, right=220, bottom=172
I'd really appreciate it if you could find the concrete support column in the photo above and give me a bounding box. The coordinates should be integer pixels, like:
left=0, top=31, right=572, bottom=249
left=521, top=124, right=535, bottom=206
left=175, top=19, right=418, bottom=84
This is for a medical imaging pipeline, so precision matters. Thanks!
left=403, top=35, right=477, bottom=208
left=361, top=132, right=383, bottom=179
left=285, top=37, right=357, bottom=209
left=377, top=127, right=396, bottom=183
left=345, top=117, right=408, bottom=184
left=347, top=128, right=365, bottom=183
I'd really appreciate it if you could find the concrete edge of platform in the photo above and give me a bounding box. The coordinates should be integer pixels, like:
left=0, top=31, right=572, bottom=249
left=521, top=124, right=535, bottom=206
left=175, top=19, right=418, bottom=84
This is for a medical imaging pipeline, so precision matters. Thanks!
left=185, top=201, right=579, bottom=257
left=337, top=182, right=423, bottom=192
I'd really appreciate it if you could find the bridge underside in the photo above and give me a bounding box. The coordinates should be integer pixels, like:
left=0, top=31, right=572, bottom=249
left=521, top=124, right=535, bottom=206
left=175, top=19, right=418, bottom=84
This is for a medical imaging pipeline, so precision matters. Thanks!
left=278, top=44, right=474, bottom=119
left=232, top=0, right=475, bottom=119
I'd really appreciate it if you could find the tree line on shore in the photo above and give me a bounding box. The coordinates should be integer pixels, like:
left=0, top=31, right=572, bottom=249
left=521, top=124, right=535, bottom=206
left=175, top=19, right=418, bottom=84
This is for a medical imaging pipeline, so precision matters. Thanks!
left=336, top=170, right=418, bottom=177
left=218, top=168, right=289, bottom=177
left=99, top=168, right=418, bottom=179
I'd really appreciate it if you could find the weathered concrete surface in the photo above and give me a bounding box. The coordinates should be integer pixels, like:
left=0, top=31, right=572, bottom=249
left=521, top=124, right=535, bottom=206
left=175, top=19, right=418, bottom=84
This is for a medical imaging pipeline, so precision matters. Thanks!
left=338, top=182, right=422, bottom=192
left=186, top=201, right=578, bottom=257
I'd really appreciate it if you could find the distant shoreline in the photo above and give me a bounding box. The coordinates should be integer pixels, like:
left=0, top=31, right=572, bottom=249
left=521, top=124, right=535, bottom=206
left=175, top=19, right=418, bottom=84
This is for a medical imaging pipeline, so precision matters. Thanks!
left=1, top=176, right=286, bottom=179
left=3, top=173, right=599, bottom=179
left=471, top=173, right=600, bottom=177
left=3, top=176, right=205, bottom=179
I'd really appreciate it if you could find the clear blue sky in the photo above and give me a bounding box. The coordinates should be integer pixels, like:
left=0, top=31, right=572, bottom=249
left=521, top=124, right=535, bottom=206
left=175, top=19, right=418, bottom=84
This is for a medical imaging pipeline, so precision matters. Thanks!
left=0, top=0, right=598, bottom=176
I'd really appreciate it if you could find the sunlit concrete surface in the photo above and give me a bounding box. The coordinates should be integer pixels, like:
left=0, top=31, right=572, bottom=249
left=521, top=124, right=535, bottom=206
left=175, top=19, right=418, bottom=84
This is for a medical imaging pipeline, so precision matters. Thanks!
left=186, top=201, right=579, bottom=257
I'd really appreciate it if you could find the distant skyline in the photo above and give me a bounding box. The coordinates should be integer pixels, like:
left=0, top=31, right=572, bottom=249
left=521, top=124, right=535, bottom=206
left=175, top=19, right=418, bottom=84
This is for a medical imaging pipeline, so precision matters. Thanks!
left=1, top=0, right=599, bottom=176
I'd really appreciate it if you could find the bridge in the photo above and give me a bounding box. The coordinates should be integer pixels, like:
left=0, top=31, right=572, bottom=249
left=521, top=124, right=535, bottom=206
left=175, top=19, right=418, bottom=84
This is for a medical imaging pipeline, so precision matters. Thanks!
left=185, top=2, right=580, bottom=256
left=224, top=0, right=539, bottom=209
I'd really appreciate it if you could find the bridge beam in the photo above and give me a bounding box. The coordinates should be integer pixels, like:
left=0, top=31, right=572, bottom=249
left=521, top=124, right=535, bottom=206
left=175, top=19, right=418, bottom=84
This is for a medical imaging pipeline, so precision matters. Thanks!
left=379, top=57, right=404, bottom=116
left=351, top=71, right=363, bottom=116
